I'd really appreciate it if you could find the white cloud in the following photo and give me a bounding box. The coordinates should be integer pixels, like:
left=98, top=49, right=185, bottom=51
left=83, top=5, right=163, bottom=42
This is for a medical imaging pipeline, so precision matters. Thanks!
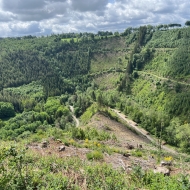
left=0, top=10, right=16, bottom=21
left=71, top=0, right=108, bottom=12
left=0, top=0, right=189, bottom=37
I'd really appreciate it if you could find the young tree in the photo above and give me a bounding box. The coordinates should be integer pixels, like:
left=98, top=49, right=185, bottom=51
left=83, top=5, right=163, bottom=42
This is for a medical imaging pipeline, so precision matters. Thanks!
left=114, top=31, right=120, bottom=36
left=185, top=21, right=190, bottom=26
left=97, top=93, right=104, bottom=108
left=176, top=124, right=190, bottom=152
left=0, top=102, right=15, bottom=119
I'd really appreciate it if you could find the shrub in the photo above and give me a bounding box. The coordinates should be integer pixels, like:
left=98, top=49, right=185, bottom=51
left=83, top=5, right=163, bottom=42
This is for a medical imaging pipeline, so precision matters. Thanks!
left=131, top=149, right=143, bottom=157
left=0, top=102, right=15, bottom=119
left=71, top=128, right=85, bottom=140
left=85, top=164, right=127, bottom=189
left=86, top=151, right=103, bottom=160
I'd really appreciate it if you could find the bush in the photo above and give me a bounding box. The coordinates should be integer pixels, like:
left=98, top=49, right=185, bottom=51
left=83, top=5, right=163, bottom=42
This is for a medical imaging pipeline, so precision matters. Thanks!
left=85, top=164, right=127, bottom=189
left=86, top=150, right=103, bottom=160
left=131, top=149, right=143, bottom=157
left=71, top=128, right=85, bottom=140
left=0, top=102, right=15, bottom=119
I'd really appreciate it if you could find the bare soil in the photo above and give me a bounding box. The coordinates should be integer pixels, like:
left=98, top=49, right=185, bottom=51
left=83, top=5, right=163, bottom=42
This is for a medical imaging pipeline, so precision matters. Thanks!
left=86, top=113, right=150, bottom=147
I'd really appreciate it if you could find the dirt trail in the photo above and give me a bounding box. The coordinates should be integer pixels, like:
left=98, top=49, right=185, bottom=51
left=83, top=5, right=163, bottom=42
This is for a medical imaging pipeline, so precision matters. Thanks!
left=112, top=109, right=177, bottom=154
left=70, top=105, right=79, bottom=127
left=139, top=71, right=190, bottom=86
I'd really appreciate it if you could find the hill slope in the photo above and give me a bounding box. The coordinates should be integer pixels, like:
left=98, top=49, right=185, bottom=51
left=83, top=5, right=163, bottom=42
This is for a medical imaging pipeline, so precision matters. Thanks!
left=0, top=26, right=190, bottom=189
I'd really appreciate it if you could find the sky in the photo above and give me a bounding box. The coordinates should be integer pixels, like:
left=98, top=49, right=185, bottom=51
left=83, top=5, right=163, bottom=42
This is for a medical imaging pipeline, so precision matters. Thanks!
left=0, top=0, right=189, bottom=37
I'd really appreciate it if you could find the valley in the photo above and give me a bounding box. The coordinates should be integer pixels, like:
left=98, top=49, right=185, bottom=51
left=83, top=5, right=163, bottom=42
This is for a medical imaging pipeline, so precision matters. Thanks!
left=0, top=25, right=190, bottom=189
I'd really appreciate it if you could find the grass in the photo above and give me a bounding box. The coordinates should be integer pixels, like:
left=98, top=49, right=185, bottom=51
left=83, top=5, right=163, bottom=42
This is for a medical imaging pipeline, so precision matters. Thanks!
left=1, top=144, right=188, bottom=190
left=90, top=51, right=127, bottom=73
left=3, top=81, right=44, bottom=99
left=143, top=49, right=174, bottom=77
left=131, top=149, right=143, bottom=157
left=61, top=38, right=81, bottom=43
left=94, top=72, right=122, bottom=91
left=61, top=35, right=116, bottom=44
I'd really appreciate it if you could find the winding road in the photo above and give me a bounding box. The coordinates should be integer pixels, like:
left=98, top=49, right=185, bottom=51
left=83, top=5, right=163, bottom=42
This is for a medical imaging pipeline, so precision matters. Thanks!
left=138, top=71, right=190, bottom=86
left=69, top=104, right=177, bottom=154
left=112, top=109, right=177, bottom=154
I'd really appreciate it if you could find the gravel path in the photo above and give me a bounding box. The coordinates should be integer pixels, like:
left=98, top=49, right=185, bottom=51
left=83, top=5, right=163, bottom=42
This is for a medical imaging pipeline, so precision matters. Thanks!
left=112, top=109, right=177, bottom=154
left=70, top=105, right=80, bottom=127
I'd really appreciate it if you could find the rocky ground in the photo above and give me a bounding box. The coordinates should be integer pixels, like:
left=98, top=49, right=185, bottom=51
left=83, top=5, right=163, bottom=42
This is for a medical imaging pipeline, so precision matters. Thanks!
left=27, top=113, right=190, bottom=177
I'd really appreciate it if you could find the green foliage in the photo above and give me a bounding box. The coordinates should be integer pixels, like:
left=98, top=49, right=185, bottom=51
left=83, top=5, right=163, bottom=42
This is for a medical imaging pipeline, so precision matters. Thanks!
left=166, top=39, right=190, bottom=78
left=0, top=107, right=72, bottom=140
left=2, top=27, right=190, bottom=189
left=55, top=106, right=69, bottom=118
left=131, top=149, right=143, bottom=157
left=71, top=127, right=116, bottom=141
left=138, top=26, right=148, bottom=46
left=176, top=124, right=190, bottom=153
left=132, top=47, right=152, bottom=70
left=0, top=144, right=189, bottom=190
left=0, top=81, right=44, bottom=112
left=3, top=81, right=43, bottom=99
left=1, top=25, right=190, bottom=155
left=44, top=97, right=62, bottom=115
left=185, top=20, right=190, bottom=26
left=72, top=91, right=92, bottom=117
left=130, top=165, right=190, bottom=190
left=146, top=28, right=186, bottom=48
left=0, top=102, right=15, bottom=119
left=71, top=128, right=86, bottom=140
left=0, top=146, right=80, bottom=189
left=80, top=103, right=98, bottom=124
left=86, top=150, right=103, bottom=160
left=165, top=117, right=181, bottom=145
left=44, top=97, right=69, bottom=118
left=85, top=164, right=127, bottom=190
left=166, top=91, right=190, bottom=117
left=103, top=108, right=119, bottom=121
left=144, top=49, right=173, bottom=76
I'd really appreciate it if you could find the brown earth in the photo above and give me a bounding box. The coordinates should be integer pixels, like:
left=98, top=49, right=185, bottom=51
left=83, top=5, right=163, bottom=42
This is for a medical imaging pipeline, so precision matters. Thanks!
left=28, top=113, right=156, bottom=172
left=86, top=112, right=150, bottom=148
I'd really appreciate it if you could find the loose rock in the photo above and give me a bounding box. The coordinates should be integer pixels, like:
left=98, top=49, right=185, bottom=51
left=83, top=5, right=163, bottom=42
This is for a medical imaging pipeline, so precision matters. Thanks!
left=123, top=153, right=131, bottom=157
left=154, top=166, right=170, bottom=176
left=56, top=139, right=62, bottom=143
left=160, top=161, right=172, bottom=166
left=126, top=143, right=134, bottom=150
left=41, top=141, right=48, bottom=148
left=58, top=145, right=65, bottom=152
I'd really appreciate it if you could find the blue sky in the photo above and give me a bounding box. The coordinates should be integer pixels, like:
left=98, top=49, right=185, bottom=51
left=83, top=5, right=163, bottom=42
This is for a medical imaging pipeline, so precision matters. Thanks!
left=0, top=0, right=189, bottom=37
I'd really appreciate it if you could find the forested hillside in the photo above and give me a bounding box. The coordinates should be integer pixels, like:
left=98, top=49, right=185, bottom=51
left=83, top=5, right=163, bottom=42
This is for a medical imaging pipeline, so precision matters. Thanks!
left=1, top=25, right=190, bottom=189
left=1, top=26, right=190, bottom=148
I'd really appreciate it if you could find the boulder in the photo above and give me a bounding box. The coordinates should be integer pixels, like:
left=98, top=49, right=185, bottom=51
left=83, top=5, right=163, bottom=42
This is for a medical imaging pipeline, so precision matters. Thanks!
left=41, top=141, right=48, bottom=148
left=126, top=143, right=134, bottom=150
left=160, top=161, right=172, bottom=166
left=154, top=166, right=170, bottom=176
left=58, top=145, right=65, bottom=152
left=123, top=153, right=131, bottom=157
left=50, top=163, right=58, bottom=173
